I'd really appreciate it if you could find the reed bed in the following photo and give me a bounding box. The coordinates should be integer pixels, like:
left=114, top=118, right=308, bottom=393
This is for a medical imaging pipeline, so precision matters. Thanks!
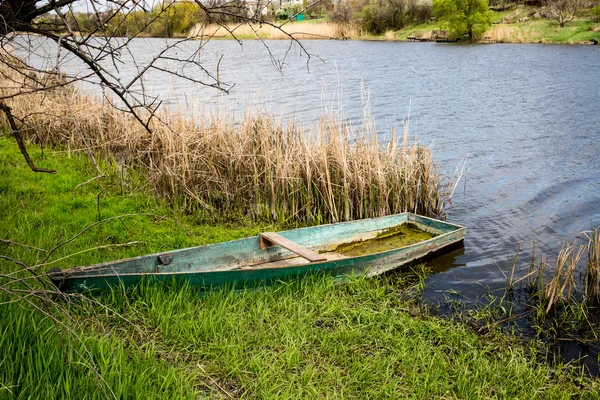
left=0, top=61, right=448, bottom=224
left=532, top=243, right=585, bottom=314
left=522, top=228, right=600, bottom=314
left=461, top=229, right=600, bottom=367
left=501, top=227, right=600, bottom=329
left=483, top=25, right=523, bottom=42
left=190, top=21, right=358, bottom=40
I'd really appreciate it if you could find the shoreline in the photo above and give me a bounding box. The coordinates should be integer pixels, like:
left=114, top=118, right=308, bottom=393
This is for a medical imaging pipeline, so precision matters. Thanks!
left=192, top=27, right=600, bottom=45
left=25, top=20, right=599, bottom=45
left=186, top=14, right=600, bottom=45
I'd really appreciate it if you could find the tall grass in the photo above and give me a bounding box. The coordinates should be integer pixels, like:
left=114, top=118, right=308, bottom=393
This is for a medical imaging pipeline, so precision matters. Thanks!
left=535, top=243, right=585, bottom=314
left=584, top=227, right=600, bottom=304
left=0, top=295, right=203, bottom=399
left=0, top=59, right=450, bottom=224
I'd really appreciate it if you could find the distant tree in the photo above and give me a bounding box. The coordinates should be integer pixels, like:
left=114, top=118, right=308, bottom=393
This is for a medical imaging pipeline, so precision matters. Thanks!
left=433, top=0, right=493, bottom=40
left=304, top=0, right=330, bottom=18
left=148, top=2, right=205, bottom=37
left=329, top=2, right=356, bottom=24
left=406, top=0, right=433, bottom=23
left=357, top=3, right=388, bottom=33
left=386, top=0, right=408, bottom=29
left=593, top=5, right=600, bottom=23
left=354, top=0, right=432, bottom=34
left=543, top=0, right=582, bottom=27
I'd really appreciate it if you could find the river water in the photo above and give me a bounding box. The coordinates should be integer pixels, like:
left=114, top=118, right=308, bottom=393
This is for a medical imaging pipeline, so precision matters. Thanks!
left=17, top=38, right=600, bottom=299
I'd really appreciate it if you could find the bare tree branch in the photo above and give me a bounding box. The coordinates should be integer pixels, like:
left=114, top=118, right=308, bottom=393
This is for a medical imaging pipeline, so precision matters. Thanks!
left=0, top=101, right=56, bottom=173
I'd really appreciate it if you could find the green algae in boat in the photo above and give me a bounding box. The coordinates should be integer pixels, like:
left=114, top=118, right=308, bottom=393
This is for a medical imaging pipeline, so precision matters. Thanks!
left=333, top=223, right=437, bottom=257
left=48, top=213, right=466, bottom=293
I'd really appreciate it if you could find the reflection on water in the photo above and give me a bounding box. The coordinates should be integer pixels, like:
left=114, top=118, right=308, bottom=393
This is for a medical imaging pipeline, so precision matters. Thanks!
left=16, top=37, right=600, bottom=296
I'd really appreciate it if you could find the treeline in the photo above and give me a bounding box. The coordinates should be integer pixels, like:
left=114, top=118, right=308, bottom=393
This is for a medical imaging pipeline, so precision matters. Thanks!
left=34, top=1, right=332, bottom=38
left=330, top=0, right=432, bottom=35
left=33, top=0, right=433, bottom=38
left=35, top=2, right=238, bottom=38
left=31, top=0, right=600, bottom=39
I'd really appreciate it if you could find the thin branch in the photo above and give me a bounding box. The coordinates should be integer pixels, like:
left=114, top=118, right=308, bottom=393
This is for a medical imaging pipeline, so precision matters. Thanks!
left=0, top=238, right=48, bottom=253
left=0, top=101, right=56, bottom=173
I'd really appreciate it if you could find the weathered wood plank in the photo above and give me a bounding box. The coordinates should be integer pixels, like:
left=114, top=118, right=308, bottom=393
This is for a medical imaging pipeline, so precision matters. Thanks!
left=259, top=232, right=327, bottom=262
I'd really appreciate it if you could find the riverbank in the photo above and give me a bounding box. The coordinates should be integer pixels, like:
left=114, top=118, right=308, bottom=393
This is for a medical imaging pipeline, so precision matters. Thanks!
left=191, top=10, right=600, bottom=44
left=0, top=62, right=447, bottom=225
left=1, top=138, right=598, bottom=397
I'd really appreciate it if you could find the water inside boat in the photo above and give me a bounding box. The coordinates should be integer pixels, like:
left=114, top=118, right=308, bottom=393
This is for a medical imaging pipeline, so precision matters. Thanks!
left=331, top=223, right=437, bottom=257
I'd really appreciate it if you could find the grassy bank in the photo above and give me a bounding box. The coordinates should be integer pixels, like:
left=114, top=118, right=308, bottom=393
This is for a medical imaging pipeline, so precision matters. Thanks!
left=190, top=10, right=600, bottom=44
left=1, top=138, right=599, bottom=398
left=0, top=138, right=259, bottom=399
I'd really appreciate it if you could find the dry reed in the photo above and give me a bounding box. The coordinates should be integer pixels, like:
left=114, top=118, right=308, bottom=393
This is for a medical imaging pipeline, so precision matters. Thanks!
left=190, top=21, right=358, bottom=40
left=519, top=228, right=600, bottom=316
left=0, top=59, right=450, bottom=224
left=584, top=227, right=600, bottom=303
left=483, top=25, right=520, bottom=42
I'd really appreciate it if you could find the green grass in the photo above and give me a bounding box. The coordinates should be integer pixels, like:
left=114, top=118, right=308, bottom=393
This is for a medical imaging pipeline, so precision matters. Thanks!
left=96, top=277, right=600, bottom=399
left=499, top=19, right=600, bottom=43
left=0, top=300, right=202, bottom=399
left=0, top=136, right=261, bottom=398
left=391, top=22, right=439, bottom=41
left=0, top=137, right=263, bottom=271
left=1, top=136, right=599, bottom=398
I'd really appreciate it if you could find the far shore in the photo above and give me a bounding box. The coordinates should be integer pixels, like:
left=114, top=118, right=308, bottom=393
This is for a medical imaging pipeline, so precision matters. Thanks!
left=188, top=20, right=600, bottom=45
left=23, top=11, right=600, bottom=46
left=183, top=6, right=600, bottom=46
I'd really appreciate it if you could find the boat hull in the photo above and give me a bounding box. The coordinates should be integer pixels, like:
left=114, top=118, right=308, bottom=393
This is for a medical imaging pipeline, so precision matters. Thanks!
left=49, top=213, right=466, bottom=293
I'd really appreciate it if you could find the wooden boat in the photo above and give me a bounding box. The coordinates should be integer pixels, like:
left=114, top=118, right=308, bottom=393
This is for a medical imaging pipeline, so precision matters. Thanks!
left=48, top=213, right=466, bottom=293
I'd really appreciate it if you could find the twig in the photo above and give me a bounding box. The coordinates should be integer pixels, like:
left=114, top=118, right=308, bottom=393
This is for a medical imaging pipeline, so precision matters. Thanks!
left=0, top=238, right=48, bottom=253
left=97, top=190, right=104, bottom=222
left=40, top=213, right=169, bottom=267
left=35, top=241, right=142, bottom=268
left=0, top=102, right=56, bottom=174
left=196, top=363, right=233, bottom=399
left=73, top=174, right=105, bottom=194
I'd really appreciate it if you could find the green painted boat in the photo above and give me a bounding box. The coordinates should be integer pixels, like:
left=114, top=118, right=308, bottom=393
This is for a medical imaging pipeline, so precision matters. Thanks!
left=48, top=213, right=466, bottom=293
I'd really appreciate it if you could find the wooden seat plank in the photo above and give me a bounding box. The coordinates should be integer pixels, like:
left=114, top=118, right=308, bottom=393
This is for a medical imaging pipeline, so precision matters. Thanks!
left=259, top=232, right=326, bottom=262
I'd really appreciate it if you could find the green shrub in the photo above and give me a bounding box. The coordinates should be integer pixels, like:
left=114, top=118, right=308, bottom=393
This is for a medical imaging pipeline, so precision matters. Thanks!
left=592, top=5, right=600, bottom=23
left=355, top=0, right=432, bottom=34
